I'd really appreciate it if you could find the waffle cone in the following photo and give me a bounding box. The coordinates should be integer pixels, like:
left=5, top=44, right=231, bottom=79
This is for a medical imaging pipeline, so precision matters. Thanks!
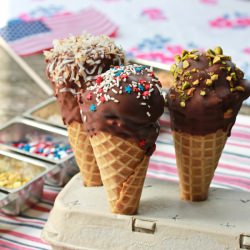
left=67, top=121, right=102, bottom=187
left=173, top=130, right=228, bottom=201
left=89, top=132, right=149, bottom=215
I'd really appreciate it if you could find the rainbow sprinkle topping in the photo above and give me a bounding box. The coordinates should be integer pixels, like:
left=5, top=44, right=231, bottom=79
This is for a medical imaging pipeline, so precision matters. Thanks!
left=85, top=64, right=163, bottom=115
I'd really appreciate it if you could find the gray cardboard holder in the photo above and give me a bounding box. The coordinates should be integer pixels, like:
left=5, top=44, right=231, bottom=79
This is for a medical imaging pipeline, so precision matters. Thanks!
left=42, top=174, right=250, bottom=250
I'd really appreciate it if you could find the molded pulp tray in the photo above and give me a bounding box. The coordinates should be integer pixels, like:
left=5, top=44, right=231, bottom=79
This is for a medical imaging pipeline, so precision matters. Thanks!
left=42, top=174, right=250, bottom=250
left=0, top=117, right=78, bottom=186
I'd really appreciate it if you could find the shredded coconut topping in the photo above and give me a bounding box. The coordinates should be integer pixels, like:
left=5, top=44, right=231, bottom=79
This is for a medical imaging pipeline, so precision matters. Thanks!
left=44, top=33, right=124, bottom=87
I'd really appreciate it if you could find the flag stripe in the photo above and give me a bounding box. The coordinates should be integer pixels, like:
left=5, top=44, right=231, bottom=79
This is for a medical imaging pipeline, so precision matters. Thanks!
left=5, top=8, right=118, bottom=56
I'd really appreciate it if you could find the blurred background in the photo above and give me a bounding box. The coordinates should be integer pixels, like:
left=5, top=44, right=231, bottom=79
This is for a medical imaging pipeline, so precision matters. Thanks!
left=0, top=0, right=250, bottom=123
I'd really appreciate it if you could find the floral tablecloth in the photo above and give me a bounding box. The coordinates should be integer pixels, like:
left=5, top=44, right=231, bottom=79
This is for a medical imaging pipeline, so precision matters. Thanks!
left=1, top=0, right=250, bottom=100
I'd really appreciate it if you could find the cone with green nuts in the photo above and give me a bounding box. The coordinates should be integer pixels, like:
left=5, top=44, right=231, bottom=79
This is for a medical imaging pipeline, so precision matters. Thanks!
left=167, top=47, right=250, bottom=201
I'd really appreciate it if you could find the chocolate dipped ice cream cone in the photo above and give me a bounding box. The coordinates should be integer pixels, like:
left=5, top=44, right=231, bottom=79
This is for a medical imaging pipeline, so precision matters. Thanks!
left=79, top=64, right=165, bottom=214
left=44, top=34, right=125, bottom=186
left=166, top=47, right=250, bottom=201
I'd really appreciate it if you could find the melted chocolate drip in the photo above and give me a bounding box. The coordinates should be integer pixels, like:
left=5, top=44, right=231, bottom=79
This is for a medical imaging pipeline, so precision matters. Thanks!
left=47, top=56, right=125, bottom=125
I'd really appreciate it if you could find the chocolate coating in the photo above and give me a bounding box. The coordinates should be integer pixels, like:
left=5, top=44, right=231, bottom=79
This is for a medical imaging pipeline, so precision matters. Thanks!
left=44, top=34, right=125, bottom=125
left=167, top=48, right=250, bottom=135
left=50, top=81, right=82, bottom=124
left=79, top=65, right=165, bottom=156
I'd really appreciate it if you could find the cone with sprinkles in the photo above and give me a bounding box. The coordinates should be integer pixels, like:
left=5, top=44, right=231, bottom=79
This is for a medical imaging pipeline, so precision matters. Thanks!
left=79, top=64, right=165, bottom=214
left=166, top=47, right=250, bottom=201
left=44, top=34, right=125, bottom=186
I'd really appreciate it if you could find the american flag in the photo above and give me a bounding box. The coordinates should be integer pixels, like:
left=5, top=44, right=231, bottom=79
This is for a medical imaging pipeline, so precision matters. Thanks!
left=0, top=8, right=118, bottom=56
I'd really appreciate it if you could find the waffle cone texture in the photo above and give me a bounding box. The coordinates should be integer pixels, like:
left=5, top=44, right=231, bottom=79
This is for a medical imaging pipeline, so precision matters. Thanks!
left=67, top=121, right=102, bottom=187
left=173, top=130, right=228, bottom=201
left=90, top=132, right=149, bottom=215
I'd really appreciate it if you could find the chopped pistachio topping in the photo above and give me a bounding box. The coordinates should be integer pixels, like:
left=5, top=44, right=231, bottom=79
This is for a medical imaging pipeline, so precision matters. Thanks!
left=180, top=101, right=186, bottom=107
left=192, top=79, right=199, bottom=85
left=211, top=74, right=219, bottom=81
left=213, top=56, right=221, bottom=64
left=182, top=54, right=188, bottom=61
left=221, top=55, right=231, bottom=61
left=206, top=79, right=213, bottom=86
left=214, top=46, right=223, bottom=55
left=183, top=60, right=190, bottom=69
left=231, top=72, right=237, bottom=80
left=174, top=55, right=181, bottom=64
left=200, top=90, right=206, bottom=96
left=176, top=68, right=183, bottom=75
left=183, top=71, right=191, bottom=77
left=189, top=54, right=198, bottom=60
left=170, top=64, right=177, bottom=73
left=235, top=86, right=245, bottom=92
left=182, top=81, right=190, bottom=90
left=169, top=46, right=245, bottom=105
left=182, top=50, right=188, bottom=57
left=206, top=49, right=215, bottom=56
left=191, top=49, right=199, bottom=53
left=187, top=87, right=195, bottom=96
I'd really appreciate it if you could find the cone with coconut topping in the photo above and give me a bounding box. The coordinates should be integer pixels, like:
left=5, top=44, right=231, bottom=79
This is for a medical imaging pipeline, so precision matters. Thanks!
left=44, top=34, right=125, bottom=186
left=79, top=64, right=165, bottom=214
left=166, top=47, right=250, bottom=201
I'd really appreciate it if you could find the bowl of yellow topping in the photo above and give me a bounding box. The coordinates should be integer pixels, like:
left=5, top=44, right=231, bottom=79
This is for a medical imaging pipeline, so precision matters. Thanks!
left=0, top=149, right=51, bottom=215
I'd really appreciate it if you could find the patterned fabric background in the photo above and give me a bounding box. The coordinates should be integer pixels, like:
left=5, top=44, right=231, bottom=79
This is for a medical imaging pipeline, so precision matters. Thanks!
left=0, top=0, right=249, bottom=77
left=1, top=0, right=250, bottom=101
